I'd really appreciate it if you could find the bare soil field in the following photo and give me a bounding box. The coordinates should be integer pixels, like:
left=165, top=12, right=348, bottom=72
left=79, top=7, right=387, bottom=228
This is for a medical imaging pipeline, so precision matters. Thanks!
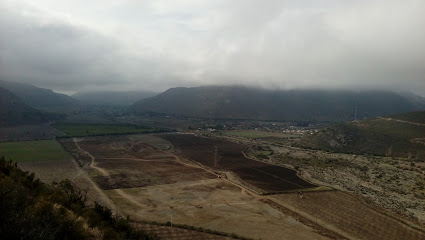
left=107, top=179, right=328, bottom=240
left=273, top=191, right=425, bottom=240
left=60, top=134, right=328, bottom=239
left=72, top=135, right=215, bottom=189
left=14, top=132, right=425, bottom=239
left=160, top=134, right=316, bottom=193
left=93, top=159, right=214, bottom=189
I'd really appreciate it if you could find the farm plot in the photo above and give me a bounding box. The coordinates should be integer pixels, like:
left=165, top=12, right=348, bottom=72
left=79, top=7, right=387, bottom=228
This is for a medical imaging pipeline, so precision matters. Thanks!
left=74, top=135, right=215, bottom=189
left=131, top=222, right=236, bottom=240
left=0, top=124, right=66, bottom=142
left=160, top=134, right=316, bottom=193
left=53, top=123, right=161, bottom=137
left=62, top=134, right=329, bottom=239
left=0, top=140, right=71, bottom=162
left=107, top=178, right=328, bottom=240
left=273, top=191, right=425, bottom=240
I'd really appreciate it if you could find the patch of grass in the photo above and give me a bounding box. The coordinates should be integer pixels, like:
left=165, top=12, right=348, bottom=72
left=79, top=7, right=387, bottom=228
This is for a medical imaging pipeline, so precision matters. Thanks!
left=221, top=130, right=300, bottom=139
left=53, top=123, right=161, bottom=137
left=0, top=140, right=71, bottom=162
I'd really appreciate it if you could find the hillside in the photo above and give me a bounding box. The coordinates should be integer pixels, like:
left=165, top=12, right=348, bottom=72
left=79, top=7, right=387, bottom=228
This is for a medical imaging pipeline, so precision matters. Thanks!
left=73, top=90, right=157, bottom=106
left=0, top=157, right=156, bottom=239
left=295, top=111, right=425, bottom=158
left=389, top=111, right=425, bottom=124
left=0, top=87, right=57, bottom=126
left=132, top=86, right=425, bottom=122
left=0, top=80, right=79, bottom=111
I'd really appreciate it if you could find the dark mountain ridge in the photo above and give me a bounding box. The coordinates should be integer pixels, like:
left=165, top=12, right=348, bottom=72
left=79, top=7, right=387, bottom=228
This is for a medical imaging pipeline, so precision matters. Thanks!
left=0, top=87, right=58, bottom=126
left=132, top=86, right=425, bottom=122
left=0, top=80, right=79, bottom=111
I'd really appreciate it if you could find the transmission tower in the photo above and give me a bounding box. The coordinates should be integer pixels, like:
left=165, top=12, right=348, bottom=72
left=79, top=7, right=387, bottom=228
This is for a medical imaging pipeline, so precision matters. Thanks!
left=354, top=106, right=358, bottom=122
left=214, top=145, right=218, bottom=167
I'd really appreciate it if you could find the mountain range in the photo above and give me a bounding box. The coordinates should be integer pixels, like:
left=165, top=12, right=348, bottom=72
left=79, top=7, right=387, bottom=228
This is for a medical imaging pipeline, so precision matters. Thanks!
left=2, top=81, right=424, bottom=123
left=132, top=86, right=425, bottom=122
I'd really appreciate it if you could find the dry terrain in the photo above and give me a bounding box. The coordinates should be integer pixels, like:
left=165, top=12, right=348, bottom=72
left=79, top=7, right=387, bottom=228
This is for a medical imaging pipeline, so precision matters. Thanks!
left=263, top=145, right=425, bottom=225
left=66, top=134, right=328, bottom=240
left=131, top=222, right=237, bottom=240
left=107, top=179, right=328, bottom=240
left=16, top=132, right=425, bottom=239
left=272, top=191, right=425, bottom=240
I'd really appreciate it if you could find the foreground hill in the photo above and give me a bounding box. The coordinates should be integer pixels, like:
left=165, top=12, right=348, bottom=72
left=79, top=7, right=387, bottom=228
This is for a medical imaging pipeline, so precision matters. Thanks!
left=0, top=80, right=79, bottom=111
left=73, top=90, right=157, bottom=106
left=0, top=157, right=156, bottom=239
left=0, top=87, right=57, bottom=126
left=295, top=111, right=425, bottom=158
left=132, top=86, right=425, bottom=122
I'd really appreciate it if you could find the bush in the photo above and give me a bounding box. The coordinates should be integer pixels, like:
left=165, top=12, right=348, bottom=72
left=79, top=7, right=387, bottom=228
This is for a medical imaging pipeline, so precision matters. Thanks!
left=0, top=156, right=156, bottom=240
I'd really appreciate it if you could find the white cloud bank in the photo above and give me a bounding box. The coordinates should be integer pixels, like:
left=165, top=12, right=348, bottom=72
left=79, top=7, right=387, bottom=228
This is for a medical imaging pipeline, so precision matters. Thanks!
left=0, top=0, right=424, bottom=95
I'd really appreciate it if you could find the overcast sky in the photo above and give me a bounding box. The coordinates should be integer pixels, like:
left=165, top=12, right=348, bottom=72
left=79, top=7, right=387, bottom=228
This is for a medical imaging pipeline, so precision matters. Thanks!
left=0, top=0, right=424, bottom=95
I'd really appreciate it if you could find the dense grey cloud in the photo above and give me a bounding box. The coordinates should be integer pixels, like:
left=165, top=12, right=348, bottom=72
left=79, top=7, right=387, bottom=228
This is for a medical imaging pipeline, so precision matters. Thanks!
left=0, top=0, right=424, bottom=95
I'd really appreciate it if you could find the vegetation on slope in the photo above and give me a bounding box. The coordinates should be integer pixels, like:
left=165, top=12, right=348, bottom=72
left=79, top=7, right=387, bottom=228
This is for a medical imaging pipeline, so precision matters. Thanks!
left=0, top=80, right=79, bottom=111
left=0, top=157, right=157, bottom=239
left=132, top=86, right=425, bottom=122
left=296, top=111, right=425, bottom=158
left=390, top=111, right=425, bottom=124
left=0, top=87, right=60, bottom=127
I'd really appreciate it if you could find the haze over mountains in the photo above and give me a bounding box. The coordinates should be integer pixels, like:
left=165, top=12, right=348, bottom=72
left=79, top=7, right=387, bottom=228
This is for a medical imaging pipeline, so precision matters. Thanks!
left=72, top=91, right=157, bottom=106
left=0, top=87, right=55, bottom=126
left=132, top=86, right=425, bottom=122
left=1, top=80, right=424, bottom=124
left=0, top=80, right=79, bottom=111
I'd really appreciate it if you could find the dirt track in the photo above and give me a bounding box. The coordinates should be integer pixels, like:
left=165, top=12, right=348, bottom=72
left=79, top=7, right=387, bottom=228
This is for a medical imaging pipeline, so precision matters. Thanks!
left=378, top=117, right=425, bottom=126
left=59, top=134, right=425, bottom=240
left=69, top=135, right=331, bottom=239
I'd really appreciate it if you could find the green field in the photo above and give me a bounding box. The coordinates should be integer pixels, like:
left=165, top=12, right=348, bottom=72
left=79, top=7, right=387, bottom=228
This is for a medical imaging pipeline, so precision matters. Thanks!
left=52, top=123, right=161, bottom=137
left=0, top=140, right=71, bottom=162
left=221, top=130, right=300, bottom=139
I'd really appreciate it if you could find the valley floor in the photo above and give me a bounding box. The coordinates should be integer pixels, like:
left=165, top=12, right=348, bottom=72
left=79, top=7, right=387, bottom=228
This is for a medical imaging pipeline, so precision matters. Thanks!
left=14, top=133, right=425, bottom=240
